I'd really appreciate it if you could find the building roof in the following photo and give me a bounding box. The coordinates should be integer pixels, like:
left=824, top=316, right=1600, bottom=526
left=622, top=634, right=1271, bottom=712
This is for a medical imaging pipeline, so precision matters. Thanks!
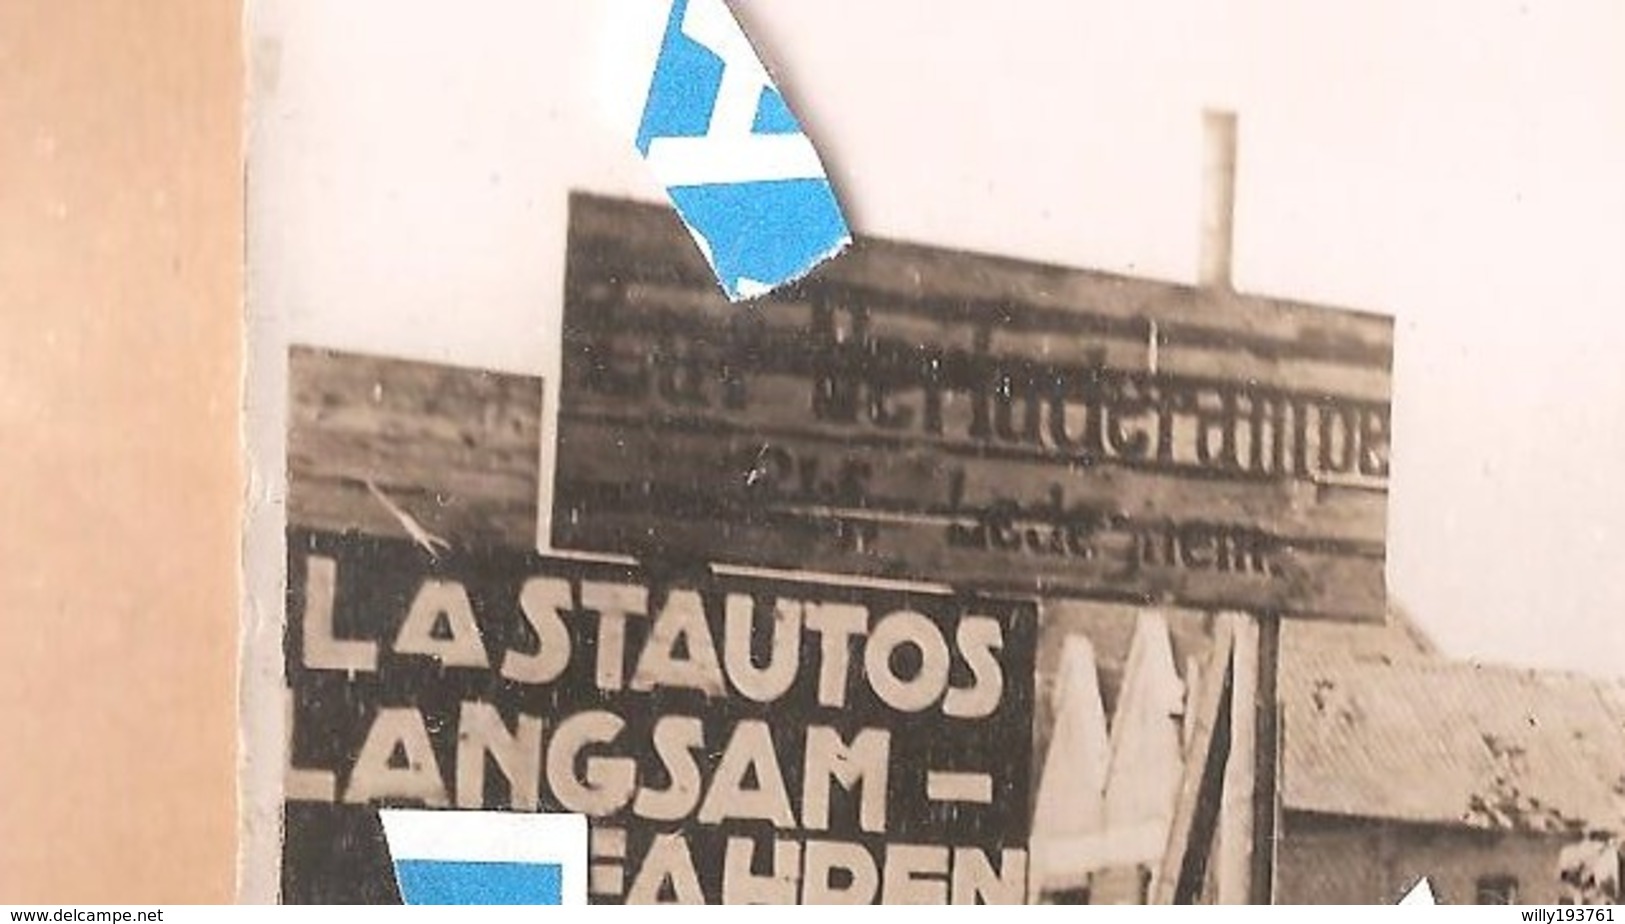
left=1281, top=649, right=1625, bottom=834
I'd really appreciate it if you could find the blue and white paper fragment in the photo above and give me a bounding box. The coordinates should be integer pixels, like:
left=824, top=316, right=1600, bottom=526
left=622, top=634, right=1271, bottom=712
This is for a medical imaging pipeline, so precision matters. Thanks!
left=604, top=0, right=850, bottom=301
left=379, top=809, right=587, bottom=905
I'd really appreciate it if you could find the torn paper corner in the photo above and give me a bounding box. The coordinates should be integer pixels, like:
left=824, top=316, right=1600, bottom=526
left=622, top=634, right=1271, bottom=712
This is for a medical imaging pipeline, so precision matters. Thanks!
left=619, top=0, right=852, bottom=303
left=670, top=177, right=851, bottom=302
left=729, top=231, right=852, bottom=303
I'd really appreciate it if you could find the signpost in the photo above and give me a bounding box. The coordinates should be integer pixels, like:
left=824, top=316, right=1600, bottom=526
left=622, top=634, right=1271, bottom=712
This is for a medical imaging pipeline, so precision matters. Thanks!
left=548, top=111, right=1386, bottom=903
left=281, top=347, right=1039, bottom=905
left=553, top=193, right=1391, bottom=621
left=284, top=527, right=1038, bottom=904
left=280, top=109, right=1392, bottom=902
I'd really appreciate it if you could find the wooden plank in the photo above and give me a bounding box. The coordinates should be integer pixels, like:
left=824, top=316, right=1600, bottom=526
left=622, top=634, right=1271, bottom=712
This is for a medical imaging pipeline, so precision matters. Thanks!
left=1150, top=619, right=1236, bottom=904
left=572, top=278, right=1394, bottom=403
left=1251, top=617, right=1283, bottom=904
left=551, top=507, right=1387, bottom=622
left=557, top=367, right=1393, bottom=491
left=556, top=193, right=1392, bottom=621
left=566, top=193, right=1396, bottom=360
left=1215, top=614, right=1260, bottom=903
left=287, top=345, right=544, bottom=549
left=556, top=413, right=1390, bottom=548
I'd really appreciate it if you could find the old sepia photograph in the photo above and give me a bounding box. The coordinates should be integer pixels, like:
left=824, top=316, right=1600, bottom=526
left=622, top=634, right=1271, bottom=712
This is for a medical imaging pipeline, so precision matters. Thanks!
left=239, top=0, right=1625, bottom=909
left=268, top=189, right=1614, bottom=905
left=8, top=0, right=1625, bottom=912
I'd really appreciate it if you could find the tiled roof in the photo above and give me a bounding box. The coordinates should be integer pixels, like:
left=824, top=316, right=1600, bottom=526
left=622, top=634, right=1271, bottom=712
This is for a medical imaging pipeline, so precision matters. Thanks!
left=1281, top=650, right=1625, bottom=833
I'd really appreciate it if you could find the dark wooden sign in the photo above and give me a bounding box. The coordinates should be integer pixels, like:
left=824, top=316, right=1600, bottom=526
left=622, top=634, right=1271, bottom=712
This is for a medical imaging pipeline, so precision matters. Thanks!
left=284, top=528, right=1037, bottom=905
left=553, top=194, right=1391, bottom=622
left=281, top=346, right=1039, bottom=905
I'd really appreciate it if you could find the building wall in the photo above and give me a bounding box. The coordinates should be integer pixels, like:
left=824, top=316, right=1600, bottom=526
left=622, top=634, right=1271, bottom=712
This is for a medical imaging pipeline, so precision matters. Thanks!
left=1277, top=812, right=1566, bottom=904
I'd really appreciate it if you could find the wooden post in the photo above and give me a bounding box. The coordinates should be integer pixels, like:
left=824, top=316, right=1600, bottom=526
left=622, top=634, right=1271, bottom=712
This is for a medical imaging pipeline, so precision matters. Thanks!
left=1150, top=619, right=1236, bottom=904
left=1252, top=615, right=1282, bottom=903
left=1199, top=110, right=1237, bottom=291
left=1208, top=611, right=1282, bottom=903
left=1188, top=110, right=1282, bottom=905
left=1215, top=614, right=1259, bottom=903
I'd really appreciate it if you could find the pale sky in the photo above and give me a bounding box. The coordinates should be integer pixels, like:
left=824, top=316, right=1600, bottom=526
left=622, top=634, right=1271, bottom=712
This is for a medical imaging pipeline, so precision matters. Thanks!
left=249, top=0, right=1625, bottom=677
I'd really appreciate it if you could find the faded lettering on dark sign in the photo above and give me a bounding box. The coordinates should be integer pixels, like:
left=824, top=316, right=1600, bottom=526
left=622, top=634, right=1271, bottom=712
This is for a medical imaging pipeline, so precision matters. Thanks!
left=553, top=194, right=1392, bottom=621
